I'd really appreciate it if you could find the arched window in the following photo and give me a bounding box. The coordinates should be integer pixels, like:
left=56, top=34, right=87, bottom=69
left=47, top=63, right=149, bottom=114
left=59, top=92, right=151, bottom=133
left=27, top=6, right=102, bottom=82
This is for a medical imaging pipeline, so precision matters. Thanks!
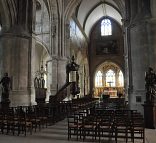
left=118, top=70, right=124, bottom=86
left=106, top=69, right=115, bottom=87
left=95, top=71, right=103, bottom=87
left=101, top=19, right=112, bottom=36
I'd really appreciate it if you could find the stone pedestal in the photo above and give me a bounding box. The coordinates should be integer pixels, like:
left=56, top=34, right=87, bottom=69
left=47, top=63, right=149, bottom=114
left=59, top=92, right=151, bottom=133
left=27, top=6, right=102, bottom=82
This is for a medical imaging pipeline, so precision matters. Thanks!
left=143, top=102, right=155, bottom=129
left=1, top=99, right=10, bottom=113
left=1, top=91, right=10, bottom=112
left=35, top=88, right=46, bottom=105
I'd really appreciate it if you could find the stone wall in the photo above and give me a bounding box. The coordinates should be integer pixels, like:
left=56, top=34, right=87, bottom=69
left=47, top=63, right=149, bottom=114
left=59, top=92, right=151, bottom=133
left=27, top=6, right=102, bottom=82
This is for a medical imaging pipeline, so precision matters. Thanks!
left=89, top=17, right=124, bottom=93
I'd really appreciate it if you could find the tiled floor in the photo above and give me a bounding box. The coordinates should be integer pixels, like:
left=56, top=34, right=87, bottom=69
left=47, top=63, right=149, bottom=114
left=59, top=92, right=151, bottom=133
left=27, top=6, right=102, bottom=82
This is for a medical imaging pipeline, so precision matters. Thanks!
left=0, top=119, right=156, bottom=143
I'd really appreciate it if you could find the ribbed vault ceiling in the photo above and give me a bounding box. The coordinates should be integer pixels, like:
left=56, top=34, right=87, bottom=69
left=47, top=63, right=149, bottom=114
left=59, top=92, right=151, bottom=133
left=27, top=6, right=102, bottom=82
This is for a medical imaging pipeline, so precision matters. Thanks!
left=76, top=0, right=125, bottom=37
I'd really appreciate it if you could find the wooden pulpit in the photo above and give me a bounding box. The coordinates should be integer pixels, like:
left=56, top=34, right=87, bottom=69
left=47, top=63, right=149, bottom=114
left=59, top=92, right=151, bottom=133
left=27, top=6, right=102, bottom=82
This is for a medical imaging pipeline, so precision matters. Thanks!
left=35, top=88, right=46, bottom=104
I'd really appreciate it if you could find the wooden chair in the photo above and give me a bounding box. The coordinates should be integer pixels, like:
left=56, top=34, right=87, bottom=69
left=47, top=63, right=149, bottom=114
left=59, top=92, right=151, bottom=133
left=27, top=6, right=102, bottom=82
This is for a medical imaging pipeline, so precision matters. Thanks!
left=114, top=110, right=129, bottom=143
left=131, top=111, right=145, bottom=143
left=6, top=108, right=16, bottom=135
left=82, top=115, right=97, bottom=141
left=27, top=106, right=41, bottom=132
left=98, top=115, right=113, bottom=142
left=35, top=106, right=48, bottom=128
left=17, top=112, right=32, bottom=136
left=67, top=115, right=82, bottom=140
left=0, top=111, right=5, bottom=134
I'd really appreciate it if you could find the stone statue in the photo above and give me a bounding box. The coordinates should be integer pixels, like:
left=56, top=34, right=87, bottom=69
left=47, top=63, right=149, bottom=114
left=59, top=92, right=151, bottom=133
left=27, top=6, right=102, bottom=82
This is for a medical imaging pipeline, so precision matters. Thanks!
left=145, top=67, right=156, bottom=102
left=0, top=73, right=11, bottom=102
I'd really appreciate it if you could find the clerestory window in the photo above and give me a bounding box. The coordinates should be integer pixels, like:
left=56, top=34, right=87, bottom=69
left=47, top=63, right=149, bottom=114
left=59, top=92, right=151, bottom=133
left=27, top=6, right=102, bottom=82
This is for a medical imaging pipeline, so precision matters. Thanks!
left=101, top=19, right=112, bottom=36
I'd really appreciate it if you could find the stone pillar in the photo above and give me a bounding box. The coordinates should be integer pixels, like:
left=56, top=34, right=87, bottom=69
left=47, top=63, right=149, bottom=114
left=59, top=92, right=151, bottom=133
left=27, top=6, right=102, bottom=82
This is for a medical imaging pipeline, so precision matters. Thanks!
left=128, top=23, right=149, bottom=113
left=50, top=57, right=67, bottom=96
left=50, top=58, right=58, bottom=96
left=130, top=0, right=151, bottom=22
left=0, top=33, right=31, bottom=106
left=57, top=58, right=67, bottom=88
left=130, top=0, right=138, bottom=21
left=125, top=0, right=152, bottom=113
left=0, top=0, right=34, bottom=106
left=30, top=35, right=37, bottom=105
left=46, top=60, right=52, bottom=101
left=147, top=19, right=156, bottom=69
left=143, top=103, right=155, bottom=129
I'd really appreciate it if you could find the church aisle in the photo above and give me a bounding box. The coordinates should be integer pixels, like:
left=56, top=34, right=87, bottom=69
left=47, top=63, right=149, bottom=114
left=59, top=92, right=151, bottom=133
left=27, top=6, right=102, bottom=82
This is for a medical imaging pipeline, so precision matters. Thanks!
left=0, top=118, right=155, bottom=143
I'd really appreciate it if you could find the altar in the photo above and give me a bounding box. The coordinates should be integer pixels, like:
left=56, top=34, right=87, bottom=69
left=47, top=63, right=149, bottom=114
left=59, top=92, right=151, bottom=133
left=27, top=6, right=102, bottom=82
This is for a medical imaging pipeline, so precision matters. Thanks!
left=103, top=89, right=117, bottom=98
left=94, top=87, right=124, bottom=98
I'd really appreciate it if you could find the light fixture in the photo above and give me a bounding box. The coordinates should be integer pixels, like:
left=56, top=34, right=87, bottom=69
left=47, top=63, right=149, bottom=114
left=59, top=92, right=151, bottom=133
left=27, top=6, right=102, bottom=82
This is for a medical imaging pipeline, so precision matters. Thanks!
left=101, top=0, right=107, bottom=17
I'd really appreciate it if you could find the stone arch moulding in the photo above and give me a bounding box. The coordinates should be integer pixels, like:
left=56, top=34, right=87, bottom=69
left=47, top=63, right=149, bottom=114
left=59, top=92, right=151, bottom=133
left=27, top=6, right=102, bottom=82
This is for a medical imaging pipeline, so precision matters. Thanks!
left=94, top=60, right=124, bottom=78
left=64, top=0, right=82, bottom=21
left=0, top=0, right=13, bottom=31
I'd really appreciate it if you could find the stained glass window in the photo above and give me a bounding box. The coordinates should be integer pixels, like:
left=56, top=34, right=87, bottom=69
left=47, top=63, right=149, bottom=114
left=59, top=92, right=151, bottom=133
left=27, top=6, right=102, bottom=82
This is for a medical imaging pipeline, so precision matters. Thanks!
left=106, top=69, right=115, bottom=87
left=95, top=71, right=103, bottom=87
left=101, top=19, right=112, bottom=36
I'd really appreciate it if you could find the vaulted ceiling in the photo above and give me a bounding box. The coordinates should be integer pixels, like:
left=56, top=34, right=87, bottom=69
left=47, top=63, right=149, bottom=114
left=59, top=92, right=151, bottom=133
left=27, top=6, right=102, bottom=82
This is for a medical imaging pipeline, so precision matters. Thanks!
left=75, top=0, right=125, bottom=37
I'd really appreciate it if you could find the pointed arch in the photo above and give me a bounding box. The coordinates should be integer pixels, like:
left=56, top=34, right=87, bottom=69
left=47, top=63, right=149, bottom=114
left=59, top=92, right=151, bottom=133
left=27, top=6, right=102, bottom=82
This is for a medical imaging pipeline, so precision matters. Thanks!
left=93, top=61, right=124, bottom=97
left=0, top=0, right=13, bottom=30
left=101, top=18, right=112, bottom=36
left=105, top=69, right=115, bottom=87
left=95, top=70, right=103, bottom=87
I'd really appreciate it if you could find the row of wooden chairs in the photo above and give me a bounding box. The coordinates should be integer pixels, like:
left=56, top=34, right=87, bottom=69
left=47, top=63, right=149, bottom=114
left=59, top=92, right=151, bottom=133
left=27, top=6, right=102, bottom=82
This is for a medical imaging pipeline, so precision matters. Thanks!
left=96, top=98, right=127, bottom=110
left=0, top=101, right=72, bottom=136
left=68, top=109, right=113, bottom=141
left=0, top=106, right=46, bottom=136
left=67, top=108, right=145, bottom=143
left=0, top=98, right=98, bottom=136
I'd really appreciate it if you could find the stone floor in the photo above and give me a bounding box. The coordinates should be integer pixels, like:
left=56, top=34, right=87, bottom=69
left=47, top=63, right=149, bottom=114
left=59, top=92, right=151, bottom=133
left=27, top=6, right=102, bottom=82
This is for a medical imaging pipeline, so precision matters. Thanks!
left=0, top=118, right=156, bottom=143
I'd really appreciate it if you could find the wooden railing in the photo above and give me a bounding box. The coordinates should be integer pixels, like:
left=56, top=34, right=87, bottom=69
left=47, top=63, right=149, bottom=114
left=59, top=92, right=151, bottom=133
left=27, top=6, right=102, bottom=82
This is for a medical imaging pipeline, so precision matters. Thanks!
left=49, top=82, right=72, bottom=103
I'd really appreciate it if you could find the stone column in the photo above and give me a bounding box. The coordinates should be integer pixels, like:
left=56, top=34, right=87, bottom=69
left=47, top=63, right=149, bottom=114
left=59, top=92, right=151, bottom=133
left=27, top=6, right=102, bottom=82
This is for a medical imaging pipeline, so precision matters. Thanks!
left=0, top=0, right=34, bottom=106
left=30, top=34, right=36, bottom=105
left=130, top=0, right=138, bottom=21
left=0, top=32, right=31, bottom=106
left=147, top=20, right=156, bottom=69
left=50, top=58, right=58, bottom=96
left=128, top=23, right=148, bottom=112
left=57, top=58, right=67, bottom=88
left=126, top=0, right=152, bottom=113
left=45, top=60, right=52, bottom=101
left=50, top=57, right=67, bottom=96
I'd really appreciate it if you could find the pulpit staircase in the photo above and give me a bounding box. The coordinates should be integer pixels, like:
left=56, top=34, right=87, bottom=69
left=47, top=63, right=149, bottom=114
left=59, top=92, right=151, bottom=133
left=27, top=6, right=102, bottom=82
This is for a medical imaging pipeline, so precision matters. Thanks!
left=49, top=82, right=72, bottom=103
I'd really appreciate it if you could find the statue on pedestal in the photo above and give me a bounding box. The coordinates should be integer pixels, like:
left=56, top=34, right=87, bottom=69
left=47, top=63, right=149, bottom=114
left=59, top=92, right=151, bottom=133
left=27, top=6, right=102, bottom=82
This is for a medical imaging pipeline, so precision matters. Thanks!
left=145, top=67, right=156, bottom=103
left=144, top=67, right=156, bottom=129
left=0, top=73, right=11, bottom=103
